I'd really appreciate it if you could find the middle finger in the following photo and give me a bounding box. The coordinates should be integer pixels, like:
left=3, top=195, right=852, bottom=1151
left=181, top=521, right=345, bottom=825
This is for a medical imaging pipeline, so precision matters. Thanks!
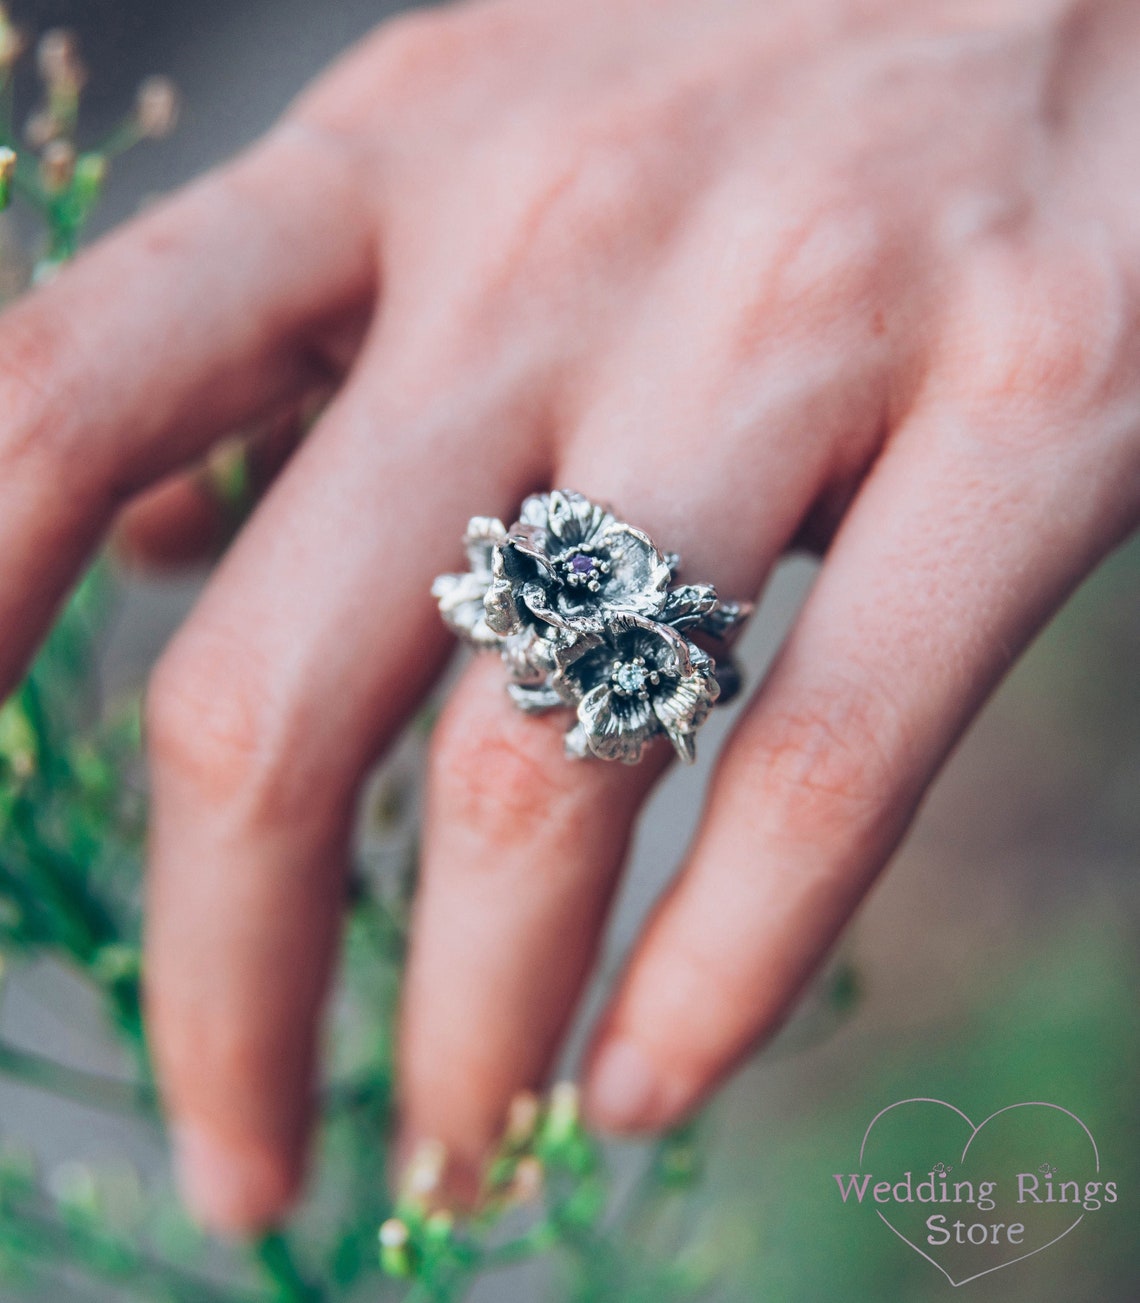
left=398, top=281, right=886, bottom=1184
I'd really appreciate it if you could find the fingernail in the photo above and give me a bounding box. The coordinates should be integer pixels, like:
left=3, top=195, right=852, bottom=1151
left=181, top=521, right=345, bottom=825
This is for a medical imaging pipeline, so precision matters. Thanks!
left=391, top=1127, right=485, bottom=1210
left=584, top=1038, right=660, bottom=1131
left=172, top=1122, right=292, bottom=1235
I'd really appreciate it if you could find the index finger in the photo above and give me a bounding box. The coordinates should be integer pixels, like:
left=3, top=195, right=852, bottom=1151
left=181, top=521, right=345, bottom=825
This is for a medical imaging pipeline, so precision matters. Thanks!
left=0, top=120, right=374, bottom=685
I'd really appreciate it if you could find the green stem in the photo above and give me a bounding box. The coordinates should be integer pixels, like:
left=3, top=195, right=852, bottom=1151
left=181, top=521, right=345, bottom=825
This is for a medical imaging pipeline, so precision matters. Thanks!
left=254, top=1231, right=324, bottom=1303
left=482, top=1220, right=561, bottom=1266
left=9, top=808, right=118, bottom=961
left=0, top=1035, right=154, bottom=1113
left=0, top=1033, right=397, bottom=1127
left=95, top=119, right=143, bottom=159
left=0, top=1200, right=266, bottom=1303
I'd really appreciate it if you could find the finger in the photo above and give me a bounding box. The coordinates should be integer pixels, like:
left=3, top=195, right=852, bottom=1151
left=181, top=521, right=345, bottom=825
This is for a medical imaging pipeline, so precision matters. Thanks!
left=584, top=365, right=1140, bottom=1132
left=144, top=347, right=546, bottom=1235
left=0, top=120, right=373, bottom=681
left=398, top=656, right=667, bottom=1197
left=114, top=470, right=236, bottom=569
left=113, top=399, right=317, bottom=570
left=395, top=308, right=886, bottom=1190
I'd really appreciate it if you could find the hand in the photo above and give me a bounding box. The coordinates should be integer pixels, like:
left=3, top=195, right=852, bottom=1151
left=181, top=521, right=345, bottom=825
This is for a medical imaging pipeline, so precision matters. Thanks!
left=3, top=0, right=1138, bottom=1232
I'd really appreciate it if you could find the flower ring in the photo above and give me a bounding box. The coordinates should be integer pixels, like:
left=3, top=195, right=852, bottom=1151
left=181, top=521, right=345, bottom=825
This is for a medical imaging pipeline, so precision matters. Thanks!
left=432, top=490, right=752, bottom=764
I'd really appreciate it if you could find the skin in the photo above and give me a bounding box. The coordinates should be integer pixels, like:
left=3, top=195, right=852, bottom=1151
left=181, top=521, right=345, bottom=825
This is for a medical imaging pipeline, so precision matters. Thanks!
left=3, top=0, right=1138, bottom=1231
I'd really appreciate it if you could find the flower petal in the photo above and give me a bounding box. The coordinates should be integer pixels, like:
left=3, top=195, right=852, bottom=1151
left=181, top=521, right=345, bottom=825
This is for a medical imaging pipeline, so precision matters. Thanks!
left=433, top=571, right=501, bottom=647
left=605, top=611, right=693, bottom=678
left=594, top=522, right=671, bottom=614
left=502, top=626, right=563, bottom=687
left=483, top=547, right=524, bottom=636
left=651, top=667, right=719, bottom=764
left=544, top=490, right=613, bottom=548
left=462, top=516, right=507, bottom=576
left=578, top=683, right=656, bottom=764
left=518, top=493, right=552, bottom=530
left=551, top=626, right=605, bottom=672
left=663, top=725, right=696, bottom=765
left=700, top=598, right=754, bottom=640
left=552, top=639, right=612, bottom=703
left=520, top=581, right=571, bottom=630
left=504, top=525, right=556, bottom=574
left=430, top=571, right=464, bottom=604
left=506, top=682, right=565, bottom=714
left=563, top=721, right=591, bottom=760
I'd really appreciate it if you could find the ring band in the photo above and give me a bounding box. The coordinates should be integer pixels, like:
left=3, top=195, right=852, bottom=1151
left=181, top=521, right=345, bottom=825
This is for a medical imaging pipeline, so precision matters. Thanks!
left=432, top=490, right=751, bottom=765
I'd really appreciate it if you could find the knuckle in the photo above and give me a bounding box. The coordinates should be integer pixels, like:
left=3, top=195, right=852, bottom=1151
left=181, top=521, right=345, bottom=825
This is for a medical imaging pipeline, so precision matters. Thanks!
left=475, top=84, right=714, bottom=304
left=291, top=5, right=494, bottom=134
left=737, top=680, right=903, bottom=841
left=370, top=9, right=466, bottom=94
left=146, top=635, right=298, bottom=818
left=772, top=187, right=884, bottom=317
left=481, top=135, right=655, bottom=297
left=0, top=302, right=74, bottom=474
left=429, top=695, right=584, bottom=854
left=364, top=5, right=498, bottom=108
left=944, top=236, right=1127, bottom=424
left=717, top=182, right=885, bottom=364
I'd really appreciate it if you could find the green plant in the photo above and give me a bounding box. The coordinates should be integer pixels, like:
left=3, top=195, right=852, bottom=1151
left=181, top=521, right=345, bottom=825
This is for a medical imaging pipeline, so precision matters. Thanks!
left=0, top=15, right=176, bottom=277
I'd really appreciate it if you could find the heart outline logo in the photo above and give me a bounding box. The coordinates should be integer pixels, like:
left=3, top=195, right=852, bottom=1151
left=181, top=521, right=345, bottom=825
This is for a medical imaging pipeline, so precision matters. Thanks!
left=859, top=1098, right=1100, bottom=1288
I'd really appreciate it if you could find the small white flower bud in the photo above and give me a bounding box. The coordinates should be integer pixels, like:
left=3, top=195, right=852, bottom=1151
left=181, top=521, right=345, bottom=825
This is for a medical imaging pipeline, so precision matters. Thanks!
left=136, top=75, right=179, bottom=139
left=378, top=1217, right=414, bottom=1277
left=36, top=28, right=84, bottom=93
left=508, top=1155, right=544, bottom=1203
left=504, top=1089, right=541, bottom=1147
left=378, top=1217, right=409, bottom=1249
left=0, top=14, right=26, bottom=70
left=400, top=1137, right=447, bottom=1204
left=24, top=109, right=58, bottom=150
left=39, top=138, right=75, bottom=192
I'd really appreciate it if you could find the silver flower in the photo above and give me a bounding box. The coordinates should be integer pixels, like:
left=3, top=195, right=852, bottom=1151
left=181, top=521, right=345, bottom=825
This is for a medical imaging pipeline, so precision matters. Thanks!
left=483, top=490, right=673, bottom=639
left=431, top=492, right=751, bottom=764
left=430, top=516, right=506, bottom=648
left=553, top=613, right=720, bottom=764
left=502, top=624, right=565, bottom=712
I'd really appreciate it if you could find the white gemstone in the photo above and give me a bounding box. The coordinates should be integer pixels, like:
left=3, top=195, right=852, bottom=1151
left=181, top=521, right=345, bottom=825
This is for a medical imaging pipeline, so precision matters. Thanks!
left=612, top=662, right=648, bottom=695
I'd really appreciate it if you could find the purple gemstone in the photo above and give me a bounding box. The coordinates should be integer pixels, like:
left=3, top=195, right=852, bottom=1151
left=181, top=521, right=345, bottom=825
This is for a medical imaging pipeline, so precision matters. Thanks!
left=570, top=554, right=595, bottom=575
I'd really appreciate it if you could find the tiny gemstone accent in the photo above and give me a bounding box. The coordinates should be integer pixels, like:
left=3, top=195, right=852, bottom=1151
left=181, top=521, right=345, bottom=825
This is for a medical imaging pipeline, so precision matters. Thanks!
left=561, top=550, right=611, bottom=588
left=611, top=661, right=648, bottom=696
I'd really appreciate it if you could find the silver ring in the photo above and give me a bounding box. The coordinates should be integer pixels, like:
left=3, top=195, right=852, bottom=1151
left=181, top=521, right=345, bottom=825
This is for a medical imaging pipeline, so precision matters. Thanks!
left=432, top=490, right=751, bottom=765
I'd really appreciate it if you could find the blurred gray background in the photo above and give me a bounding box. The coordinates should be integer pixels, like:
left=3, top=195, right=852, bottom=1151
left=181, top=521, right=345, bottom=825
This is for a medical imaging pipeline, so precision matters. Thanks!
left=1, top=1, right=1137, bottom=1299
